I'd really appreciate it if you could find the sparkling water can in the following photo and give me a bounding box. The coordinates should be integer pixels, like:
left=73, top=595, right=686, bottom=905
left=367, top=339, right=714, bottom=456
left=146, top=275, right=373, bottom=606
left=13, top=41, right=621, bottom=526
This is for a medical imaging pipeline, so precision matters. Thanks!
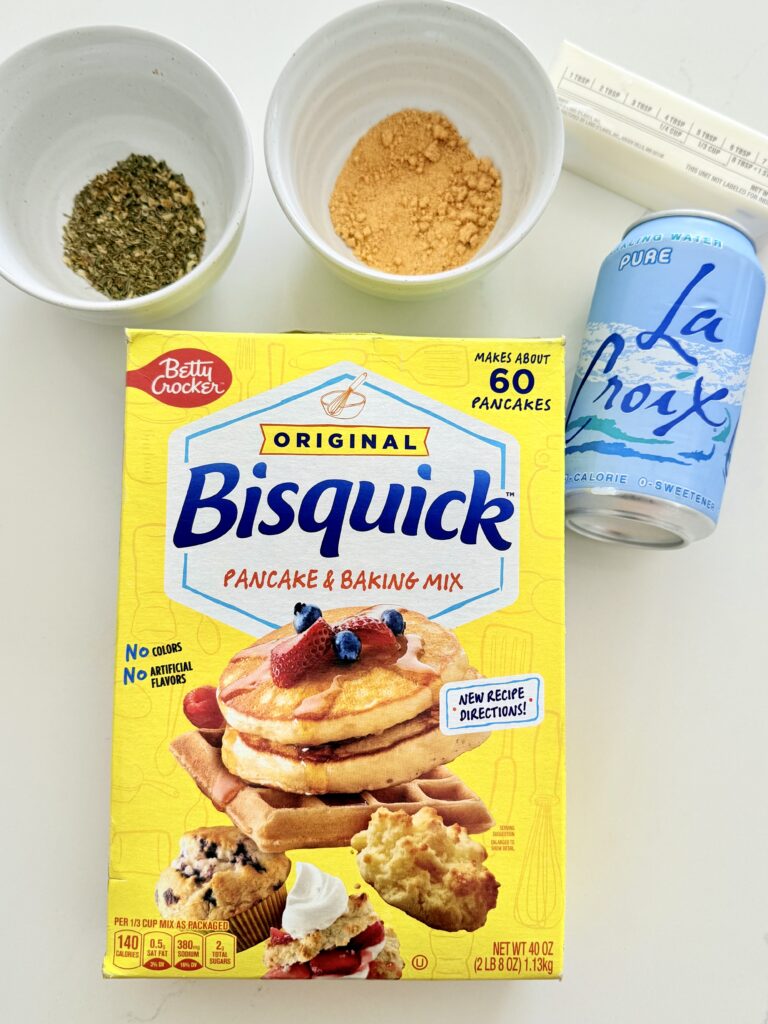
left=565, top=210, right=765, bottom=547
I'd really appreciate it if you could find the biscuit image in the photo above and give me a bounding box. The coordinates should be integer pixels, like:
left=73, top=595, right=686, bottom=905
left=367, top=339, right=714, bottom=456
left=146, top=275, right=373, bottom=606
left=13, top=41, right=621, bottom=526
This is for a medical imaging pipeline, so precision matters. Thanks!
left=155, top=826, right=290, bottom=950
left=352, top=806, right=499, bottom=932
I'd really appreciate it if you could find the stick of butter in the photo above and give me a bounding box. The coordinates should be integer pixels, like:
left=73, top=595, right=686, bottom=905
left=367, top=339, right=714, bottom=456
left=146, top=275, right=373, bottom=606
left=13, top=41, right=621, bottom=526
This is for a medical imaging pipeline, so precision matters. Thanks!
left=551, top=41, right=768, bottom=246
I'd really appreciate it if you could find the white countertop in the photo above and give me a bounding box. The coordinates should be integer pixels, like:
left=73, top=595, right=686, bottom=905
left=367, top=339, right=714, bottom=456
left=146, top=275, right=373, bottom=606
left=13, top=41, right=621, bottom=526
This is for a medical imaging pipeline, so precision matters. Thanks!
left=3, top=1, right=767, bottom=1021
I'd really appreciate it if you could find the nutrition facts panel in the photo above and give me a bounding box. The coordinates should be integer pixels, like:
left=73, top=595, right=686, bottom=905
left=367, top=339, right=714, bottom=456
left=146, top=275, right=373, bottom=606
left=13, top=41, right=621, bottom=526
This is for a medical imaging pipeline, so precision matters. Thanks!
left=112, top=928, right=236, bottom=972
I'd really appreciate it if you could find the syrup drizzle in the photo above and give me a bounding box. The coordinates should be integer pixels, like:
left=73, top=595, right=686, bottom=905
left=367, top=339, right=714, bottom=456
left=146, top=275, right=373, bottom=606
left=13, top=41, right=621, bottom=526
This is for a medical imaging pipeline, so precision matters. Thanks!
left=230, top=637, right=282, bottom=662
left=219, top=659, right=273, bottom=702
left=210, top=766, right=245, bottom=809
left=293, top=678, right=343, bottom=719
left=395, top=634, right=437, bottom=677
left=364, top=604, right=402, bottom=620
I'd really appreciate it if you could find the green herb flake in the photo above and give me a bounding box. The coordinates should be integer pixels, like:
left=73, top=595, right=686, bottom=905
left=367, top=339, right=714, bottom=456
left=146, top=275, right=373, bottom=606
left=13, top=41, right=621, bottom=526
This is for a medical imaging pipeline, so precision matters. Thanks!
left=62, top=154, right=206, bottom=300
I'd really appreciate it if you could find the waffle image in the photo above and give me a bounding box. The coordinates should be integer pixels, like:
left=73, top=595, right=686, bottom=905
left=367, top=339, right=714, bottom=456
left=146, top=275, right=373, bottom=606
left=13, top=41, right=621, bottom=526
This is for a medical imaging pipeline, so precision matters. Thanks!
left=170, top=729, right=493, bottom=852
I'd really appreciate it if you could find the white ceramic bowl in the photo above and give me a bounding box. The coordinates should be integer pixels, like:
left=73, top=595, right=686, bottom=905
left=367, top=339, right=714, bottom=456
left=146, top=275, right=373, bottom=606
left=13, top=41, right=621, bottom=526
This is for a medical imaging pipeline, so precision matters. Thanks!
left=0, top=27, right=252, bottom=324
left=265, top=0, right=563, bottom=299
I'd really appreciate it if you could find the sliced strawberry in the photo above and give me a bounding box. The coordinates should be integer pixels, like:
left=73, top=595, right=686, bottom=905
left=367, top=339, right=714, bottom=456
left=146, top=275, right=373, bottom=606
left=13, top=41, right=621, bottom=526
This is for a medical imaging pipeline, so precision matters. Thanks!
left=182, top=686, right=225, bottom=730
left=349, top=920, right=385, bottom=950
left=271, top=618, right=335, bottom=688
left=268, top=927, right=294, bottom=946
left=264, top=962, right=312, bottom=979
left=334, top=616, right=399, bottom=654
left=309, top=948, right=362, bottom=976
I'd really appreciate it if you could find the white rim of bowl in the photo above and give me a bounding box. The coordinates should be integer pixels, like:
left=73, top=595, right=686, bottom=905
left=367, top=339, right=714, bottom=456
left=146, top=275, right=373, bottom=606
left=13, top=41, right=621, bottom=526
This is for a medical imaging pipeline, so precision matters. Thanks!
left=0, top=25, right=254, bottom=313
left=264, top=0, right=564, bottom=287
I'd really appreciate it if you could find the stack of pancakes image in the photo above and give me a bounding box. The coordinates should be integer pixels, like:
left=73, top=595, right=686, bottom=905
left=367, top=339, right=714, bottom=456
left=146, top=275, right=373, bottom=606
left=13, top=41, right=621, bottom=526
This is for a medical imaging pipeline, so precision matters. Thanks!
left=217, top=606, right=488, bottom=795
left=171, top=604, right=494, bottom=850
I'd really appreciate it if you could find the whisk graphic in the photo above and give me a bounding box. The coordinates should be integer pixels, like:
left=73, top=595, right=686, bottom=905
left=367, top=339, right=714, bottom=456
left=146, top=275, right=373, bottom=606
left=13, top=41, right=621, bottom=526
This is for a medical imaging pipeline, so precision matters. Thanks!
left=482, top=624, right=532, bottom=821
left=321, top=372, right=368, bottom=419
left=514, top=710, right=564, bottom=929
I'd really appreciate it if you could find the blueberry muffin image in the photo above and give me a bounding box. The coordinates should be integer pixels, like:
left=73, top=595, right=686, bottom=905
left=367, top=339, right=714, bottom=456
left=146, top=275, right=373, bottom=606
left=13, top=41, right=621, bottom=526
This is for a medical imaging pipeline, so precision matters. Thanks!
left=352, top=806, right=499, bottom=932
left=155, top=826, right=291, bottom=950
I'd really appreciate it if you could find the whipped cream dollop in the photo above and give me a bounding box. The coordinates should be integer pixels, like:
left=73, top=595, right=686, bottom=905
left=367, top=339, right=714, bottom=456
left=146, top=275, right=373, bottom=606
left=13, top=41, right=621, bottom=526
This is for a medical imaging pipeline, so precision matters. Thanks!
left=282, top=863, right=348, bottom=939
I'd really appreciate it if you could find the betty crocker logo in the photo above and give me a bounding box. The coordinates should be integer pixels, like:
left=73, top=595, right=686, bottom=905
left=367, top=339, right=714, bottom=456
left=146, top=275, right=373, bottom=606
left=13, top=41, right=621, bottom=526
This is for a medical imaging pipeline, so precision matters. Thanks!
left=126, top=348, right=232, bottom=408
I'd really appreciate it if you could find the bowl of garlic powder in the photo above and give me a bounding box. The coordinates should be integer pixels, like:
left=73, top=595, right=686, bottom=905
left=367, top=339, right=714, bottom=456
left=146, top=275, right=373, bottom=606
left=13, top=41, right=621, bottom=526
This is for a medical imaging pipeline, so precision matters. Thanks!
left=264, top=0, right=563, bottom=299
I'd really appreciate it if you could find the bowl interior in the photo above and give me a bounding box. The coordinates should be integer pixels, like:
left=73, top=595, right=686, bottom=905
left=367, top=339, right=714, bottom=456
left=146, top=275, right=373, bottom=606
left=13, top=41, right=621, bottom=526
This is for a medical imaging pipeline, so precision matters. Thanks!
left=266, top=0, right=562, bottom=280
left=0, top=28, right=249, bottom=305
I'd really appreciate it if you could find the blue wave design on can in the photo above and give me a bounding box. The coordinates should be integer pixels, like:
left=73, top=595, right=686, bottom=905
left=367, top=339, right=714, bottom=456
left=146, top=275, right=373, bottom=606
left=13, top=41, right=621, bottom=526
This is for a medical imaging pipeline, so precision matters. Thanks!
left=566, top=440, right=690, bottom=466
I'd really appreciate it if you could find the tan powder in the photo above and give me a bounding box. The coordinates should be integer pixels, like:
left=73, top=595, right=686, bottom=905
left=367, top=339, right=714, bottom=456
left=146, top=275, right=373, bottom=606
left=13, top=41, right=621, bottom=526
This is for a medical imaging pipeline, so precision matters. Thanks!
left=329, top=109, right=502, bottom=275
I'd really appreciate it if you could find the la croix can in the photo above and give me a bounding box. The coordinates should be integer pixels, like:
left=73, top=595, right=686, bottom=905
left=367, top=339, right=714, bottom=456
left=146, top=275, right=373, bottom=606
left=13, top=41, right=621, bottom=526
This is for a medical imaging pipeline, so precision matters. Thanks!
left=565, top=210, right=765, bottom=547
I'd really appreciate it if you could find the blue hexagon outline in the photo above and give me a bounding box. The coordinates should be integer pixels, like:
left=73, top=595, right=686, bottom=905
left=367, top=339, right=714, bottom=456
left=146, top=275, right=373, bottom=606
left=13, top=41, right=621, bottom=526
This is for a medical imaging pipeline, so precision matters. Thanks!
left=179, top=370, right=514, bottom=628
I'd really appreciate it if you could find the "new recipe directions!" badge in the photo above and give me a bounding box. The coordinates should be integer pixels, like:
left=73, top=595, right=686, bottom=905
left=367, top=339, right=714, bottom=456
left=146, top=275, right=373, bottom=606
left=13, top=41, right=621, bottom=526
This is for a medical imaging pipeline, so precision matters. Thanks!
left=439, top=675, right=544, bottom=735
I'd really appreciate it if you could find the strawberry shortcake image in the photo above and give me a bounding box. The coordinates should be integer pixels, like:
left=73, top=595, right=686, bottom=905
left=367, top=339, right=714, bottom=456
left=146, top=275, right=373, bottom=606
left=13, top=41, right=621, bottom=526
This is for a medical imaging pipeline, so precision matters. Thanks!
left=263, top=863, right=403, bottom=980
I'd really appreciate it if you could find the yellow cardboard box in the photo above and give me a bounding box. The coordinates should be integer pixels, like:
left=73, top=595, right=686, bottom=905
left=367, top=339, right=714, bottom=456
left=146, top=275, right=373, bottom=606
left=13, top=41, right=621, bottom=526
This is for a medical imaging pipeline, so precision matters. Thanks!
left=105, top=331, right=565, bottom=980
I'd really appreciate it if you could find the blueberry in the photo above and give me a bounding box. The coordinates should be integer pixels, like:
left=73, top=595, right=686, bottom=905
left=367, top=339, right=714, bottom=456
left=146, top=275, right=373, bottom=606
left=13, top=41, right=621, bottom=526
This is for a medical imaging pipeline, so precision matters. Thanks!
left=293, top=602, right=322, bottom=633
left=381, top=608, right=405, bottom=635
left=232, top=841, right=266, bottom=872
left=202, top=888, right=217, bottom=907
left=333, top=630, right=362, bottom=663
left=163, top=888, right=179, bottom=906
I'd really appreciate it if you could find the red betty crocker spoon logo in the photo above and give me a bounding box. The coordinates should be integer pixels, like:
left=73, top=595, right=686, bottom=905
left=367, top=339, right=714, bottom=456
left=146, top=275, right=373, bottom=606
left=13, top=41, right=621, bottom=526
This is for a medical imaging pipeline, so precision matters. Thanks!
left=126, top=348, right=232, bottom=408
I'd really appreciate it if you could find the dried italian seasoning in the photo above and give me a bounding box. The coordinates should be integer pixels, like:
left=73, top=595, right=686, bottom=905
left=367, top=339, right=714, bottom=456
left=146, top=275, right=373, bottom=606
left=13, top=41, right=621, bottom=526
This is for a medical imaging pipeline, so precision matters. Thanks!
left=62, top=154, right=205, bottom=300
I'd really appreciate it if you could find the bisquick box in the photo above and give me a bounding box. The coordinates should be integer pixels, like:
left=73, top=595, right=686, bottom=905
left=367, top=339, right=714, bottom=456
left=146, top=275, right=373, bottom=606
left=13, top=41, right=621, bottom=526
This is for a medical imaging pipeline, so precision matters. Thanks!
left=105, top=331, right=566, bottom=980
